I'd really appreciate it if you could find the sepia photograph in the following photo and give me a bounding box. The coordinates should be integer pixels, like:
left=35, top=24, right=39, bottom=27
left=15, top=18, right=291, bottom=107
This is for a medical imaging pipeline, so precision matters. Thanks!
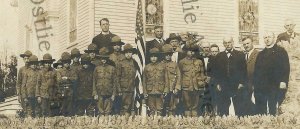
left=0, top=0, right=300, bottom=128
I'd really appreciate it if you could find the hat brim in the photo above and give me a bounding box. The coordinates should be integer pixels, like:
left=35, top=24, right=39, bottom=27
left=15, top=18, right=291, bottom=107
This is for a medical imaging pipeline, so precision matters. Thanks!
left=111, top=41, right=125, bottom=46
left=166, top=37, right=181, bottom=44
left=61, top=59, right=72, bottom=63
left=84, top=50, right=98, bottom=53
left=41, top=59, right=56, bottom=63
left=20, top=54, right=30, bottom=58
left=71, top=54, right=82, bottom=58
left=123, top=48, right=137, bottom=53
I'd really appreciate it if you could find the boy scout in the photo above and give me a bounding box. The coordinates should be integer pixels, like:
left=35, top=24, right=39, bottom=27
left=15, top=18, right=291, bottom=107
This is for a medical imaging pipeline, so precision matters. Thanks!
left=93, top=47, right=119, bottom=116
left=109, top=36, right=125, bottom=115
left=143, top=48, right=168, bottom=116
left=70, top=48, right=82, bottom=72
left=51, top=59, right=63, bottom=116
left=53, top=59, right=63, bottom=70
left=85, top=44, right=101, bottom=66
left=56, top=52, right=78, bottom=116
left=36, top=53, right=56, bottom=117
left=17, top=50, right=32, bottom=115
left=22, top=55, right=39, bottom=117
left=161, top=44, right=181, bottom=116
left=179, top=45, right=205, bottom=117
left=76, top=53, right=95, bottom=116
left=116, top=44, right=138, bottom=116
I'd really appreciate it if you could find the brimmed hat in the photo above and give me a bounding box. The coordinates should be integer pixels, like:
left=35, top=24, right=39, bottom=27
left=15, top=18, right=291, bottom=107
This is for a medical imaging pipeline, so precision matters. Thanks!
left=81, top=53, right=91, bottom=64
left=149, top=48, right=161, bottom=57
left=123, top=44, right=137, bottom=53
left=28, top=55, right=39, bottom=64
left=71, top=48, right=82, bottom=58
left=110, top=36, right=125, bottom=46
left=61, top=52, right=72, bottom=63
left=166, top=33, right=181, bottom=44
left=84, top=44, right=98, bottom=53
left=182, top=44, right=199, bottom=52
left=53, top=59, right=63, bottom=68
left=98, top=47, right=110, bottom=58
left=20, top=50, right=32, bottom=58
left=161, top=44, right=175, bottom=55
left=41, top=53, right=55, bottom=63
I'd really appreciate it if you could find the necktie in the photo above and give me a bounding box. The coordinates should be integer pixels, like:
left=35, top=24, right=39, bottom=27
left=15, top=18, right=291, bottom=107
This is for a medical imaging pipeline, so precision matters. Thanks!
left=226, top=50, right=231, bottom=58
left=159, top=39, right=163, bottom=44
left=246, top=53, right=249, bottom=60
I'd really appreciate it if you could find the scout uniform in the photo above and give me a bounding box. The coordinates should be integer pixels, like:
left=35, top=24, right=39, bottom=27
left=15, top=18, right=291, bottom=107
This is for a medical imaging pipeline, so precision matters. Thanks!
left=36, top=53, right=56, bottom=117
left=17, top=50, right=32, bottom=116
left=85, top=44, right=101, bottom=66
left=70, top=48, right=82, bottom=73
left=161, top=44, right=182, bottom=116
left=143, top=48, right=168, bottom=116
left=93, top=47, right=119, bottom=116
left=109, top=36, right=126, bottom=115
left=22, top=55, right=39, bottom=117
left=116, top=44, right=138, bottom=116
left=179, top=45, right=206, bottom=117
left=56, top=52, right=78, bottom=116
left=76, top=53, right=95, bottom=116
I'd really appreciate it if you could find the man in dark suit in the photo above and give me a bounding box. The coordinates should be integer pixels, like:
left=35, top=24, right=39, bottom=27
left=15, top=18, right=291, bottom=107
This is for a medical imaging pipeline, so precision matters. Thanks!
left=145, top=26, right=165, bottom=64
left=276, top=19, right=299, bottom=44
left=92, top=18, right=117, bottom=53
left=253, top=32, right=290, bottom=115
left=214, top=36, right=247, bottom=116
left=242, top=36, right=259, bottom=116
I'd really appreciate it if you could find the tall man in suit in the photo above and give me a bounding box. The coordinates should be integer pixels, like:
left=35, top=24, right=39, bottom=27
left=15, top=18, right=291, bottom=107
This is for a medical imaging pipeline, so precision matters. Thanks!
left=92, top=18, right=117, bottom=53
left=214, top=36, right=247, bottom=116
left=253, top=32, right=290, bottom=115
left=146, top=26, right=165, bottom=64
left=242, top=36, right=259, bottom=115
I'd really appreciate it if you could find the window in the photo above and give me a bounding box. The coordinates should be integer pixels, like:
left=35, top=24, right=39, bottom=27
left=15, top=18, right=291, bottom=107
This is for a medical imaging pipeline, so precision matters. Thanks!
left=145, top=0, right=164, bottom=38
left=239, top=0, right=259, bottom=45
left=69, top=0, right=77, bottom=43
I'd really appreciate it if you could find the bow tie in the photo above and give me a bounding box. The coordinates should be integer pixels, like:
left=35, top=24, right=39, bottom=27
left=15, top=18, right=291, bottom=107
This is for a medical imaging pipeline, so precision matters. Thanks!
left=226, top=50, right=232, bottom=54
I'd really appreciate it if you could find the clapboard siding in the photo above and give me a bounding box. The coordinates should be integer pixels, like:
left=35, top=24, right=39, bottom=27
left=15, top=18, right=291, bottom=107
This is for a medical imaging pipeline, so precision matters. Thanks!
left=94, top=0, right=136, bottom=46
left=57, top=0, right=68, bottom=57
left=167, top=0, right=238, bottom=47
left=261, top=0, right=300, bottom=36
left=76, top=0, right=91, bottom=51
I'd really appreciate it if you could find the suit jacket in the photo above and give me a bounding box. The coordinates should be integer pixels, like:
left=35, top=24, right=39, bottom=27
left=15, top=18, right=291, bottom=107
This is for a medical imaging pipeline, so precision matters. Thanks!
left=276, top=32, right=299, bottom=43
left=214, top=49, right=247, bottom=91
left=253, top=44, right=290, bottom=90
left=246, top=49, right=259, bottom=88
left=92, top=32, right=116, bottom=53
left=145, top=39, right=165, bottom=64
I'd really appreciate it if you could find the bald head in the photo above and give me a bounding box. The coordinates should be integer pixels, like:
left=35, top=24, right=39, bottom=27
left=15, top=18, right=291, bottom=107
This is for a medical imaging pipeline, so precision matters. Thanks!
left=284, top=19, right=296, bottom=33
left=263, top=31, right=275, bottom=46
left=223, top=36, right=234, bottom=51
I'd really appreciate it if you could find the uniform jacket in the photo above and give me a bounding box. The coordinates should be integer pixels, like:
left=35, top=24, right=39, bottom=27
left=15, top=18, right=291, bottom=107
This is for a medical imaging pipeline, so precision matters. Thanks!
left=17, top=66, right=29, bottom=96
left=56, top=67, right=78, bottom=97
left=178, top=57, right=205, bottom=91
left=109, top=52, right=126, bottom=67
left=162, top=60, right=181, bottom=92
left=117, top=59, right=137, bottom=93
left=276, top=31, right=299, bottom=43
left=143, top=62, right=168, bottom=94
left=253, top=44, right=290, bottom=90
left=22, top=68, right=39, bottom=98
left=77, top=66, right=94, bottom=99
left=70, top=62, right=82, bottom=73
left=93, top=64, right=119, bottom=96
left=214, top=49, right=247, bottom=91
left=36, top=68, right=57, bottom=98
left=92, top=32, right=116, bottom=53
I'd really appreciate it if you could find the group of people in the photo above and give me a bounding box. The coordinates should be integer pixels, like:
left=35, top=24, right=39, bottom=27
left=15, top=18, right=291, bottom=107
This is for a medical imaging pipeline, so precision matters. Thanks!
left=17, top=18, right=295, bottom=118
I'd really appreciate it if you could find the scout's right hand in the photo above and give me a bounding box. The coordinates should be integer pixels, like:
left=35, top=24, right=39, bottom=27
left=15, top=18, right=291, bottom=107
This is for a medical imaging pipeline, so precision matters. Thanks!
left=37, top=97, right=42, bottom=103
left=94, top=95, right=98, bottom=100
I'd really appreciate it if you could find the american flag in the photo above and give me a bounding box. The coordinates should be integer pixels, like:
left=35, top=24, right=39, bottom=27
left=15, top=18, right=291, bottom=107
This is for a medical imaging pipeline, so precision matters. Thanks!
left=133, top=0, right=146, bottom=114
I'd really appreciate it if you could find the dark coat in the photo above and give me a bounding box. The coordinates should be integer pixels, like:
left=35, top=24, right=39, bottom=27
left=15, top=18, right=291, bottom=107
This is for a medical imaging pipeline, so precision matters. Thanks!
left=253, top=44, right=290, bottom=91
left=92, top=32, right=116, bottom=53
left=276, top=32, right=299, bottom=43
left=214, top=49, right=247, bottom=91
